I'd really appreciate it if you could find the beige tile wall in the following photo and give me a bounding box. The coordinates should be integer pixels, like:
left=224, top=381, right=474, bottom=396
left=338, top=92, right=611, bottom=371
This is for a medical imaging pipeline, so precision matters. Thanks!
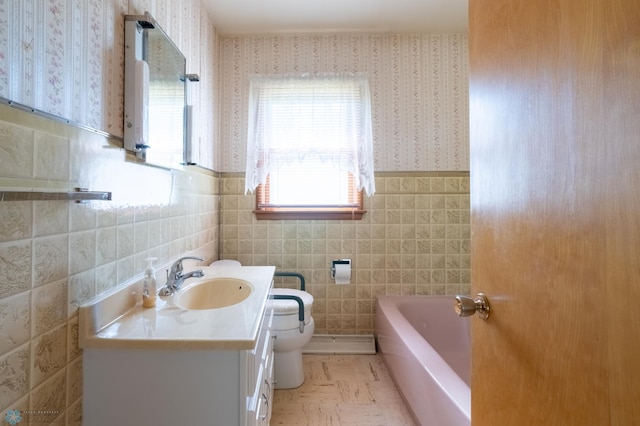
left=220, top=171, right=471, bottom=335
left=0, top=105, right=218, bottom=424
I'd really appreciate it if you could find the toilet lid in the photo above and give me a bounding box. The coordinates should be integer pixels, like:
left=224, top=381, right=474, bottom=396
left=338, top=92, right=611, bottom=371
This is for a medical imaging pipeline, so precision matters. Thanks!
left=268, top=288, right=314, bottom=314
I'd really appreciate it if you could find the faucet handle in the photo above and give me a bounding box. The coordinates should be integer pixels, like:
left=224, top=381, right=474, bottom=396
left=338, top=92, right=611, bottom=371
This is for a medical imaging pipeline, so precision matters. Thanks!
left=171, top=256, right=204, bottom=275
left=176, top=256, right=204, bottom=263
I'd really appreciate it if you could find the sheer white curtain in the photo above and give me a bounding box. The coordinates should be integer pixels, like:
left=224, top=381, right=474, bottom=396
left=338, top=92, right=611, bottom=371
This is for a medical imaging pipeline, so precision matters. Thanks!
left=245, top=72, right=375, bottom=196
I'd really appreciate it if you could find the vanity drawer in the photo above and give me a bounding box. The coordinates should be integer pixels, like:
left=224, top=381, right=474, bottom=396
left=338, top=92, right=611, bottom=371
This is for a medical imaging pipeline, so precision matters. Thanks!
left=246, top=305, right=275, bottom=424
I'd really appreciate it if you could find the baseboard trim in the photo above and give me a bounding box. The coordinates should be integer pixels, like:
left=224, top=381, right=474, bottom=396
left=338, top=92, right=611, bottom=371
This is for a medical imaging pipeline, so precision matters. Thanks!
left=302, top=334, right=376, bottom=354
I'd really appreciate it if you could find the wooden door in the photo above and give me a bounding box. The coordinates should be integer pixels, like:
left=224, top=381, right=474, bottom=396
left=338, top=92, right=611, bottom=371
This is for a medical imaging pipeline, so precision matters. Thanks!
left=469, top=0, right=640, bottom=424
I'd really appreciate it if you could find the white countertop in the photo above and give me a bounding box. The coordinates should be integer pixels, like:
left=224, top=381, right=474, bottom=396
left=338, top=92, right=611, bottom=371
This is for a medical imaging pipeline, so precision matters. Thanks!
left=79, top=266, right=275, bottom=350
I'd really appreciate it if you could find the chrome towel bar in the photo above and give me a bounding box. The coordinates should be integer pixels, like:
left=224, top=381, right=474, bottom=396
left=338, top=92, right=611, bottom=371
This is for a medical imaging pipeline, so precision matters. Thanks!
left=0, top=188, right=112, bottom=202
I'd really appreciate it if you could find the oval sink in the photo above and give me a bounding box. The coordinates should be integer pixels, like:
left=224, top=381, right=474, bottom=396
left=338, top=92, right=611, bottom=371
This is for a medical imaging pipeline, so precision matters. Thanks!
left=175, top=278, right=253, bottom=310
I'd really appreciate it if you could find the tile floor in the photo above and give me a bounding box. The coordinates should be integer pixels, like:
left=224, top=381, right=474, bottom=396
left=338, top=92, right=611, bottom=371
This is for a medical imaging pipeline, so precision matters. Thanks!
left=270, top=354, right=417, bottom=426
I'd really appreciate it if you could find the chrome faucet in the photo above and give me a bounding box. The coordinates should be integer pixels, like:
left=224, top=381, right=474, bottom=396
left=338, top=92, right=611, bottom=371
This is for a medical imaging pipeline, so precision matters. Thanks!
left=158, top=256, right=204, bottom=296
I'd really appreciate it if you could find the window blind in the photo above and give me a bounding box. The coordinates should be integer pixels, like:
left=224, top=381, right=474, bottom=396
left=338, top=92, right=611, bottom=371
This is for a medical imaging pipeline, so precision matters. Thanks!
left=245, top=72, right=375, bottom=196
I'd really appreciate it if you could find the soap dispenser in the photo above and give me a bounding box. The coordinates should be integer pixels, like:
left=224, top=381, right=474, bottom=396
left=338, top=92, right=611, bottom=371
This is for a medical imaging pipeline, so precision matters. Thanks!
left=142, top=257, right=158, bottom=308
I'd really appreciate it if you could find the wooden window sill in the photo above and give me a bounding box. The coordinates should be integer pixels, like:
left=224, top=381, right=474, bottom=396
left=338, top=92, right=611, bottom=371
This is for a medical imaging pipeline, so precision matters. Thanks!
left=254, top=210, right=366, bottom=220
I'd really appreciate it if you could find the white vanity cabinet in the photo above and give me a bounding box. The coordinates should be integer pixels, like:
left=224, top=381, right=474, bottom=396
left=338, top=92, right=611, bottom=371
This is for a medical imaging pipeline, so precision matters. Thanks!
left=80, top=266, right=277, bottom=425
left=83, top=306, right=275, bottom=426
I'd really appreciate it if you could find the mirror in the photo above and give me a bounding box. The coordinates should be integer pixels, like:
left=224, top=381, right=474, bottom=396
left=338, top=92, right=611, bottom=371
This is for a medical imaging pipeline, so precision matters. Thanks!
left=124, top=13, right=186, bottom=168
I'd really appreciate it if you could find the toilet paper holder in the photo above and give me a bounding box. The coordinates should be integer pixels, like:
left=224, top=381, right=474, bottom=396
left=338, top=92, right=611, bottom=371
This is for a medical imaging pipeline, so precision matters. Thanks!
left=330, top=259, right=351, bottom=279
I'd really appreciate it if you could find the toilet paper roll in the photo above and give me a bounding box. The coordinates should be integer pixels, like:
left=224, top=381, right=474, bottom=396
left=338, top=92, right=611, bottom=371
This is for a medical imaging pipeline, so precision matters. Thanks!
left=334, top=263, right=351, bottom=285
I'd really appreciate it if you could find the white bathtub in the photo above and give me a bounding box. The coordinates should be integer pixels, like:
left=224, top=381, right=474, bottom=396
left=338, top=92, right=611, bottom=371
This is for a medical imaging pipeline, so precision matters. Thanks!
left=376, top=296, right=471, bottom=426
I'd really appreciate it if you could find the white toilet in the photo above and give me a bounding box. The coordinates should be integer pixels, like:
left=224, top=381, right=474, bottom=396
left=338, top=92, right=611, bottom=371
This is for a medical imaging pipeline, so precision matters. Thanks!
left=268, top=287, right=314, bottom=389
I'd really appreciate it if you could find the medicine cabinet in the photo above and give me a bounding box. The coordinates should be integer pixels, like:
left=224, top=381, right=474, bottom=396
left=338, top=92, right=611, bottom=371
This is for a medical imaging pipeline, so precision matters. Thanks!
left=124, top=13, right=196, bottom=168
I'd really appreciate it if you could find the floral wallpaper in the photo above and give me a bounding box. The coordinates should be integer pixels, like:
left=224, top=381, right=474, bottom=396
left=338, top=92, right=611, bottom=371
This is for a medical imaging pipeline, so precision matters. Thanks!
left=0, top=0, right=217, bottom=169
left=0, top=0, right=126, bottom=134
left=219, top=33, right=469, bottom=173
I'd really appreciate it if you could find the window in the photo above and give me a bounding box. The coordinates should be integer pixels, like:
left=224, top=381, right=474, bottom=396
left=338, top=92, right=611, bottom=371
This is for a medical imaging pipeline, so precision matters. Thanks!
left=245, top=73, right=375, bottom=220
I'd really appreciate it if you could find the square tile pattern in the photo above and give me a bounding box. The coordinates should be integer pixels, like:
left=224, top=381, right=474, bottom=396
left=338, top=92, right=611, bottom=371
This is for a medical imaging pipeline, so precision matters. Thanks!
left=221, top=172, right=471, bottom=336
